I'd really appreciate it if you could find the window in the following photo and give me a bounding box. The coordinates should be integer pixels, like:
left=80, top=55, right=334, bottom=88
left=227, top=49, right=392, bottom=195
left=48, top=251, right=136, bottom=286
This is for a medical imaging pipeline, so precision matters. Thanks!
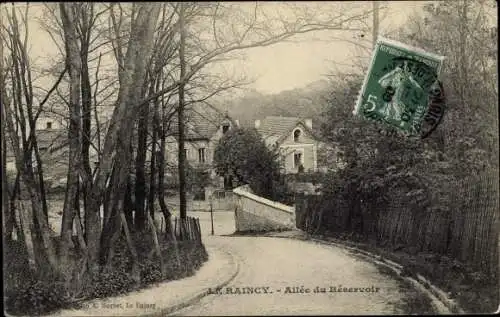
left=198, top=148, right=206, bottom=163
left=46, top=122, right=52, bottom=129
left=293, top=128, right=301, bottom=142
left=222, top=124, right=230, bottom=134
left=293, top=151, right=303, bottom=169
left=184, top=149, right=188, bottom=159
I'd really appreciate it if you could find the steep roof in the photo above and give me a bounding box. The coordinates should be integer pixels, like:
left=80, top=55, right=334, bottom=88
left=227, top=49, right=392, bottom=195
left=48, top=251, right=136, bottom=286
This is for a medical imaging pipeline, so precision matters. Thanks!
left=256, top=116, right=321, bottom=146
left=257, top=116, right=302, bottom=137
left=169, top=103, right=233, bottom=140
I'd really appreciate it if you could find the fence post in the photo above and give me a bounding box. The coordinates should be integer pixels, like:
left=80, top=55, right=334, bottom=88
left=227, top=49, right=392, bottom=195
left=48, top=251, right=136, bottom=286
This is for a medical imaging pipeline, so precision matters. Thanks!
left=196, top=218, right=202, bottom=242
left=187, top=217, right=192, bottom=241
left=174, top=217, right=178, bottom=240
left=190, top=217, right=195, bottom=241
left=192, top=218, right=198, bottom=241
left=210, top=197, right=215, bottom=235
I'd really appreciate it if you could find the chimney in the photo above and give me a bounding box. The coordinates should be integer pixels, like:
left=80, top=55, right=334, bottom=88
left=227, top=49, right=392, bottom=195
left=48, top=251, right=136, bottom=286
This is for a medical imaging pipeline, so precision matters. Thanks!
left=254, top=119, right=261, bottom=129
left=305, top=119, right=312, bottom=129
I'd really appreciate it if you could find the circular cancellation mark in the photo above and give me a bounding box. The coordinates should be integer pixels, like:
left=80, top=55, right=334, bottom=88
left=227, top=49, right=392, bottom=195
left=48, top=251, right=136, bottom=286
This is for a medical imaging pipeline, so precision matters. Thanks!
left=388, top=56, right=446, bottom=139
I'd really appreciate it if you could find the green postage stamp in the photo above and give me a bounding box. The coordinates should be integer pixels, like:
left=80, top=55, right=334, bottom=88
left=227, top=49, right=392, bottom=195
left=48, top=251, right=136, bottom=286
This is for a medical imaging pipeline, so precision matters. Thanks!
left=353, top=37, right=446, bottom=136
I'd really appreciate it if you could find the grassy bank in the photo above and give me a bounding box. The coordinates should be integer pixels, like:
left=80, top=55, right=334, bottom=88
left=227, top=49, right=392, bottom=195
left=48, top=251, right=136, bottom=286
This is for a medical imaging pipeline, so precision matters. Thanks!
left=4, top=233, right=208, bottom=316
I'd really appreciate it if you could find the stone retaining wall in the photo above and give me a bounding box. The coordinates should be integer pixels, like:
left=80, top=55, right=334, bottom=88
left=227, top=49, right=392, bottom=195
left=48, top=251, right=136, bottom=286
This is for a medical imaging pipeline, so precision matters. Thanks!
left=232, top=185, right=295, bottom=232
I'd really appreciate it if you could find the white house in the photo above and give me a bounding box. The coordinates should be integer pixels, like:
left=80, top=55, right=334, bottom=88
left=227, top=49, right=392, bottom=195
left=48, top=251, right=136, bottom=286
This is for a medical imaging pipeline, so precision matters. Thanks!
left=255, top=116, right=321, bottom=174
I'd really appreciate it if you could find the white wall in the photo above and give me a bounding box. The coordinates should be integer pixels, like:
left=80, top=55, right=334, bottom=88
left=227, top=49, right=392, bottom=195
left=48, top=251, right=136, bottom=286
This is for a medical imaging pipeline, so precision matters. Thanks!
left=232, top=185, right=295, bottom=232
left=36, top=117, right=63, bottom=130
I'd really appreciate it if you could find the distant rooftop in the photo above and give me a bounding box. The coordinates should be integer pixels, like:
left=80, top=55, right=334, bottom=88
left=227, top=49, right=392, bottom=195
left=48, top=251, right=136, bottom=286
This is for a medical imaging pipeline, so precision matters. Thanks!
left=169, top=104, right=235, bottom=140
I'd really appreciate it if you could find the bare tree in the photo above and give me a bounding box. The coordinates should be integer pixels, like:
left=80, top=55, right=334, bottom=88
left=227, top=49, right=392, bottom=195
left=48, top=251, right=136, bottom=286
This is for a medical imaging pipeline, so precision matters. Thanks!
left=1, top=4, right=62, bottom=271
left=59, top=3, right=84, bottom=268
left=85, top=3, right=162, bottom=273
left=400, top=0, right=498, bottom=170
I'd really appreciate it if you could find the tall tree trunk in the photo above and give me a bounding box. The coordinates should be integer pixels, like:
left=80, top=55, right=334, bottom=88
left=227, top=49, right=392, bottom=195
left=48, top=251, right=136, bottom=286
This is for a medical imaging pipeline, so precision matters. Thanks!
left=134, top=93, right=149, bottom=231
left=149, top=127, right=157, bottom=218
left=0, top=23, right=6, bottom=239
left=458, top=0, right=468, bottom=107
left=18, top=201, right=37, bottom=271
left=178, top=2, right=187, bottom=228
left=59, top=3, right=83, bottom=268
left=124, top=174, right=134, bottom=229
left=1, top=93, right=12, bottom=242
left=90, top=3, right=162, bottom=271
left=101, top=134, right=135, bottom=266
left=80, top=5, right=94, bottom=232
left=8, top=177, right=21, bottom=241
left=149, top=76, right=161, bottom=220
left=157, top=79, right=173, bottom=238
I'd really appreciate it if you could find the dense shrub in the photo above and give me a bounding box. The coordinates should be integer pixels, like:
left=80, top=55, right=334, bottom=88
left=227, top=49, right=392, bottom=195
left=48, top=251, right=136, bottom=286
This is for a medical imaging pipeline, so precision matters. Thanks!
left=85, top=267, right=138, bottom=299
left=4, top=233, right=209, bottom=316
left=285, top=172, right=325, bottom=184
left=5, top=277, right=73, bottom=315
left=140, top=259, right=163, bottom=284
left=4, top=241, right=73, bottom=316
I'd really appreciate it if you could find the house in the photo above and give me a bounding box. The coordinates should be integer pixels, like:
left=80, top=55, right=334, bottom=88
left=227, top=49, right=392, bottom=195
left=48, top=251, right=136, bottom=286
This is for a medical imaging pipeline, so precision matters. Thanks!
left=5, top=117, right=67, bottom=173
left=254, top=116, right=321, bottom=174
left=164, top=104, right=239, bottom=189
left=5, top=116, right=100, bottom=187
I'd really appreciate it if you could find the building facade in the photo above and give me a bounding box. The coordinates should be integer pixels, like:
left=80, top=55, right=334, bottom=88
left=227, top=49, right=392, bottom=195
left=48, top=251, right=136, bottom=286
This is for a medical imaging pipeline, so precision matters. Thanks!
left=255, top=116, right=320, bottom=174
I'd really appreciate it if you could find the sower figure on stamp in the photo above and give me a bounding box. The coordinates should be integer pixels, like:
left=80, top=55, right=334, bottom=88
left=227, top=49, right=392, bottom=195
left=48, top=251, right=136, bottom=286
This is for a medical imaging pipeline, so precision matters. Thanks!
left=378, top=60, right=422, bottom=122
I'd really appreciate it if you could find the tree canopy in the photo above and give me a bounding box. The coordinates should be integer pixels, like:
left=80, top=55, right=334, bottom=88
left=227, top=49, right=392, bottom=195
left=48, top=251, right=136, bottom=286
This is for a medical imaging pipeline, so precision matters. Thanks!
left=213, top=127, right=281, bottom=199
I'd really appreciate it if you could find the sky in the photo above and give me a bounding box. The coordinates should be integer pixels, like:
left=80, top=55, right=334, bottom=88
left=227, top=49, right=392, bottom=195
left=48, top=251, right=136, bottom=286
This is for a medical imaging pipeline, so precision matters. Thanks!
left=241, top=1, right=426, bottom=94
left=3, top=1, right=427, bottom=99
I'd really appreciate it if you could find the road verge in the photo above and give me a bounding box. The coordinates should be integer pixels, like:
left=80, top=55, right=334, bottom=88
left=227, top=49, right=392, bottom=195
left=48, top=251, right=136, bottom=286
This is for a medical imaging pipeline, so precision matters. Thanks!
left=261, top=230, right=465, bottom=314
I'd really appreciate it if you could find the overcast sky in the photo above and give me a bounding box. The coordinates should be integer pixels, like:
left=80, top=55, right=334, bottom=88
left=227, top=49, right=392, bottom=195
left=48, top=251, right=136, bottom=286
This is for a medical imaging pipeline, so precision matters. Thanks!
left=5, top=1, right=427, bottom=98
left=242, top=1, right=426, bottom=94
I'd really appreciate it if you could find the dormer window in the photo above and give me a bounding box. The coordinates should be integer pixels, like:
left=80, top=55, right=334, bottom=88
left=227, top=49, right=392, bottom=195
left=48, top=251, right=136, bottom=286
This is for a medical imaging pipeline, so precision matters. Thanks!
left=222, top=123, right=230, bottom=134
left=293, top=128, right=301, bottom=142
left=46, top=122, right=52, bottom=129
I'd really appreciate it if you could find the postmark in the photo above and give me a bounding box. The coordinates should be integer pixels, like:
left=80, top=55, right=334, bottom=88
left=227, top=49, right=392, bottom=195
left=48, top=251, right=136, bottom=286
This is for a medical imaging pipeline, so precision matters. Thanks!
left=353, top=37, right=446, bottom=138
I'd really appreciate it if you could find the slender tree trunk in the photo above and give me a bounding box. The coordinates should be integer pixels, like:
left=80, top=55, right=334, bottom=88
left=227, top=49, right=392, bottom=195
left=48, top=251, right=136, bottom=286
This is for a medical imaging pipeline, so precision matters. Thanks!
left=157, top=80, right=173, bottom=238
left=178, top=3, right=187, bottom=230
left=18, top=201, right=36, bottom=271
left=124, top=174, right=134, bottom=229
left=80, top=7, right=94, bottom=232
left=149, top=77, right=161, bottom=220
left=372, top=1, right=379, bottom=49
left=135, top=91, right=150, bottom=231
left=59, top=3, right=83, bottom=268
left=0, top=23, right=7, bottom=240
left=147, top=210, right=165, bottom=276
left=2, top=97, right=12, bottom=242
left=458, top=0, right=468, bottom=107
left=8, top=178, right=21, bottom=241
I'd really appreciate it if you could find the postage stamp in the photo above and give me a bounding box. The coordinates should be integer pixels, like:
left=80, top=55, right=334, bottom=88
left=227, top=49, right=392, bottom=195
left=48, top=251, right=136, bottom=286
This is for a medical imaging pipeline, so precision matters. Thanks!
left=353, top=37, right=446, bottom=137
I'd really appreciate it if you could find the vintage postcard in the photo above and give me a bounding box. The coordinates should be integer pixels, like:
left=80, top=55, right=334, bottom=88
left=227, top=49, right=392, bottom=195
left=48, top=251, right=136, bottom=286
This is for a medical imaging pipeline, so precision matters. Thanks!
left=2, top=1, right=498, bottom=317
